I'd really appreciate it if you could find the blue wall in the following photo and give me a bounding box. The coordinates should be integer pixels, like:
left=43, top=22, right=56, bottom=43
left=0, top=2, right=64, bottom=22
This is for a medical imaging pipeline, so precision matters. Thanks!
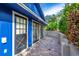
left=28, top=18, right=32, bottom=47
left=0, top=5, right=12, bottom=56
left=24, top=3, right=41, bottom=17
left=0, top=3, right=45, bottom=56
left=34, top=4, right=45, bottom=21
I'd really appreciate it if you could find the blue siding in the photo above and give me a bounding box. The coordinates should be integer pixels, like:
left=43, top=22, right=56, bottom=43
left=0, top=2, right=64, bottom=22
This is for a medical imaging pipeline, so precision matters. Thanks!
left=3, top=3, right=46, bottom=25
left=33, top=5, right=40, bottom=16
left=0, top=3, right=46, bottom=56
left=0, top=5, right=12, bottom=56
left=34, top=4, right=45, bottom=21
left=24, top=3, right=40, bottom=17
left=28, top=18, right=32, bottom=47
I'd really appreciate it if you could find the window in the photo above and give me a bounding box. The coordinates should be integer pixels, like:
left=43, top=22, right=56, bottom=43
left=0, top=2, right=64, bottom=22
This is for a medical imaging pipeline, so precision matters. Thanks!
left=33, top=22, right=40, bottom=43
left=39, top=25, right=43, bottom=39
left=15, top=14, right=27, bottom=54
left=15, top=16, right=27, bottom=35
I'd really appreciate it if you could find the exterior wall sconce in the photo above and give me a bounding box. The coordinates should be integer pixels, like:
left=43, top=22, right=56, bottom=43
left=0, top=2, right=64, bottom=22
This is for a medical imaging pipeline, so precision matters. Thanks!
left=1, top=37, right=7, bottom=44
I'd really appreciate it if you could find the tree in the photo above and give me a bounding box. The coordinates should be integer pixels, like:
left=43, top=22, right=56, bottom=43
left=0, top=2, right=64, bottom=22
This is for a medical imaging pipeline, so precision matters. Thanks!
left=63, top=3, right=79, bottom=45
left=44, top=14, right=57, bottom=31
left=59, top=15, right=68, bottom=34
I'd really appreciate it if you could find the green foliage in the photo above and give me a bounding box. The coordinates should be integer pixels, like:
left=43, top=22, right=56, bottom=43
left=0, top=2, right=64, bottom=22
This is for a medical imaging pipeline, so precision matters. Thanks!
left=48, top=21, right=57, bottom=30
left=59, top=16, right=67, bottom=33
left=59, top=3, right=79, bottom=34
left=44, top=3, right=79, bottom=34
left=44, top=15, right=57, bottom=31
left=64, top=3, right=79, bottom=17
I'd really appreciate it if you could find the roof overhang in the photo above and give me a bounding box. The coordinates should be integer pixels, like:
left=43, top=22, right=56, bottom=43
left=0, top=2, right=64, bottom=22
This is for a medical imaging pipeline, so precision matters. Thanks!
left=2, top=3, right=47, bottom=25
left=17, top=3, right=47, bottom=25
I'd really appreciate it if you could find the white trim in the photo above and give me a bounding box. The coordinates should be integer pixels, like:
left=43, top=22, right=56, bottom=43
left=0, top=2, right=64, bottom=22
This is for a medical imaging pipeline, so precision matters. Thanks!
left=32, top=20, right=33, bottom=46
left=12, top=11, right=15, bottom=56
left=17, top=3, right=47, bottom=25
left=32, top=20, right=41, bottom=43
left=12, top=11, right=27, bottom=19
left=32, top=20, right=42, bottom=25
left=12, top=11, right=28, bottom=55
left=27, top=16, right=28, bottom=48
left=38, top=25, right=40, bottom=40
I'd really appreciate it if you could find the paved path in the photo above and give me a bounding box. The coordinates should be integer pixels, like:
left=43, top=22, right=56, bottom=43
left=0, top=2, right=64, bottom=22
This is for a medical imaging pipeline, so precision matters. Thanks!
left=18, top=31, right=79, bottom=56
left=70, top=44, right=79, bottom=56
left=18, top=31, right=61, bottom=56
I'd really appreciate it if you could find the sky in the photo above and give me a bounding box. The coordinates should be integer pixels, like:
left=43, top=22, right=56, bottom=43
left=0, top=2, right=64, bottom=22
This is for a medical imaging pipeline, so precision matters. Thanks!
left=40, top=3, right=65, bottom=16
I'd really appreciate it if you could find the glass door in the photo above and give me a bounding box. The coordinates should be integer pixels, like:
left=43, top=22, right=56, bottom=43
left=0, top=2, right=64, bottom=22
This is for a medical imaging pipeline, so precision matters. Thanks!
left=33, top=22, right=39, bottom=43
left=15, top=15, right=27, bottom=54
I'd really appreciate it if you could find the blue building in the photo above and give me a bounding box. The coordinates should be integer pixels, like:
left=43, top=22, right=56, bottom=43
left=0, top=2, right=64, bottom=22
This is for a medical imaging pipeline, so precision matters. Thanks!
left=0, top=3, right=47, bottom=56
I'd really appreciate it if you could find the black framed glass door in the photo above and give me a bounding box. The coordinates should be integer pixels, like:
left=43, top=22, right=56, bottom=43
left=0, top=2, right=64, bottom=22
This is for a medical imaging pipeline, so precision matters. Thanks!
left=33, top=22, right=39, bottom=43
left=15, top=15, right=27, bottom=54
